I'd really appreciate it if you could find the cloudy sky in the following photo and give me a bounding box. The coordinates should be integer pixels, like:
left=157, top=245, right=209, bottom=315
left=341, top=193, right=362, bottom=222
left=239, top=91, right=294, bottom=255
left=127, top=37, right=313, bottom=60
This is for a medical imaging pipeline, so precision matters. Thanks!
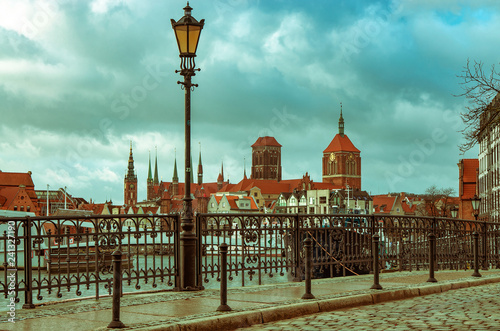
left=0, top=0, right=498, bottom=204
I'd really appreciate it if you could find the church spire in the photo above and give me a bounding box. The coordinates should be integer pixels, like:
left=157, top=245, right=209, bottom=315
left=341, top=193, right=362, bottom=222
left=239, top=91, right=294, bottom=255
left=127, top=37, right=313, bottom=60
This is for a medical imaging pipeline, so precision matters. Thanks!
left=153, top=146, right=159, bottom=185
left=126, top=141, right=136, bottom=179
left=338, top=102, right=344, bottom=137
left=243, top=157, right=247, bottom=180
left=147, top=150, right=153, bottom=201
left=147, top=150, right=152, bottom=181
left=197, top=142, right=203, bottom=185
left=124, top=141, right=137, bottom=206
left=172, top=149, right=179, bottom=182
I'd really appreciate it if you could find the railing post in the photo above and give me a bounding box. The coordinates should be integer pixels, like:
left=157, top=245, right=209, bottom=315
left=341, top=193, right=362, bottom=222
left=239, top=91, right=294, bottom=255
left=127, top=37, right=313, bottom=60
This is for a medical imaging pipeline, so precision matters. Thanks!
left=472, top=232, right=482, bottom=277
left=370, top=234, right=383, bottom=290
left=482, top=222, right=488, bottom=270
left=292, top=213, right=301, bottom=282
left=22, top=217, right=35, bottom=309
left=108, top=250, right=125, bottom=328
left=196, top=214, right=204, bottom=290
left=217, top=243, right=231, bottom=311
left=174, top=214, right=181, bottom=291
left=427, top=232, right=437, bottom=283
left=301, top=238, right=315, bottom=299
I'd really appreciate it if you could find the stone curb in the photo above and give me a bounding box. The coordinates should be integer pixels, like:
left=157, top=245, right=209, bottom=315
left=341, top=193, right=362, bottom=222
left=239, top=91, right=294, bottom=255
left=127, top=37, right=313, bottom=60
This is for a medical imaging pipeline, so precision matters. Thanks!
left=124, top=276, right=500, bottom=331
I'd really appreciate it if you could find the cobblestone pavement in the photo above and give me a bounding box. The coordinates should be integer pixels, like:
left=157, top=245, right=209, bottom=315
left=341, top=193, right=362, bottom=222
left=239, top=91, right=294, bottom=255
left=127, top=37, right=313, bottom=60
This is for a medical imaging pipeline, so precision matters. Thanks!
left=237, top=282, right=500, bottom=330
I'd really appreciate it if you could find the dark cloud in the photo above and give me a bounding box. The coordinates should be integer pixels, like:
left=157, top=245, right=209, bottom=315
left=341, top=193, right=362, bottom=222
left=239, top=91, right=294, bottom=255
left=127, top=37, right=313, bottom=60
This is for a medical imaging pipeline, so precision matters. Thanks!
left=1, top=0, right=496, bottom=203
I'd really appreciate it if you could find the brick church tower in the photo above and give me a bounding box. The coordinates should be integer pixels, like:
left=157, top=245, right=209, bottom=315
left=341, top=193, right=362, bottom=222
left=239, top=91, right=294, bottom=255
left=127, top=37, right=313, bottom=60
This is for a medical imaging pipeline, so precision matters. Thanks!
left=124, top=142, right=138, bottom=206
left=322, top=105, right=361, bottom=189
left=251, top=136, right=282, bottom=181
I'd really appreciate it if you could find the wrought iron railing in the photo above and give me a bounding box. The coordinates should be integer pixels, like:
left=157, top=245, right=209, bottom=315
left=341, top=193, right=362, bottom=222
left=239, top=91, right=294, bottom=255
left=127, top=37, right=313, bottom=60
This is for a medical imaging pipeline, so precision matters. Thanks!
left=1, top=214, right=179, bottom=308
left=1, top=213, right=500, bottom=309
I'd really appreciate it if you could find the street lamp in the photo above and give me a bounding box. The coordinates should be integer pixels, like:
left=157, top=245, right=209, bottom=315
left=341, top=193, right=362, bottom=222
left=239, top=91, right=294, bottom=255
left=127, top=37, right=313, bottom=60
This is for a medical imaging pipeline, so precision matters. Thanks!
left=450, top=206, right=458, bottom=219
left=171, top=2, right=204, bottom=290
left=471, top=194, right=481, bottom=221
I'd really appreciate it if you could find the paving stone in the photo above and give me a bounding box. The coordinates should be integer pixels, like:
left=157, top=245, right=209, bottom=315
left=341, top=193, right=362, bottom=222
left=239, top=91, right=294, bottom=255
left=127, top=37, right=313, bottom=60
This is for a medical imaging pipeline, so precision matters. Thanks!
left=235, top=282, right=500, bottom=331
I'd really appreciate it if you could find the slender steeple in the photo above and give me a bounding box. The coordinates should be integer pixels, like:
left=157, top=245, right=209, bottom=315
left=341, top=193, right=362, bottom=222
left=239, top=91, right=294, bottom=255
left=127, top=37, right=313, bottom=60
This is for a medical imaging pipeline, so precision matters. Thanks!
left=197, top=142, right=203, bottom=185
left=124, top=141, right=138, bottom=206
left=154, top=147, right=159, bottom=185
left=243, top=157, right=247, bottom=180
left=173, top=150, right=179, bottom=182
left=217, top=161, right=224, bottom=190
left=126, top=141, right=136, bottom=179
left=339, top=102, right=344, bottom=137
left=147, top=151, right=153, bottom=182
left=147, top=150, right=153, bottom=200
left=171, top=149, right=179, bottom=196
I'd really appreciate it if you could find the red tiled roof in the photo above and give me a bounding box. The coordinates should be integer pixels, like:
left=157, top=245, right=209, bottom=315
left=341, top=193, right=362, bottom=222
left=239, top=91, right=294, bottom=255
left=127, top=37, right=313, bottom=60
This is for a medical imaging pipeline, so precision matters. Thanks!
left=251, top=136, right=282, bottom=148
left=313, top=182, right=343, bottom=190
left=401, top=201, right=416, bottom=214
left=221, top=179, right=291, bottom=195
left=0, top=187, right=18, bottom=209
left=227, top=197, right=238, bottom=209
left=372, top=195, right=396, bottom=213
left=323, top=134, right=360, bottom=153
left=79, top=203, right=106, bottom=215
left=219, top=195, right=259, bottom=211
left=0, top=172, right=35, bottom=188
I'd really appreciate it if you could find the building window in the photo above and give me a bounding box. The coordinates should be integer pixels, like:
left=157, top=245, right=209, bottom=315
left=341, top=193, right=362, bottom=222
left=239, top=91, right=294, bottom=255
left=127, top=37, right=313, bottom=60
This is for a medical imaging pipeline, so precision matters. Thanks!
left=309, top=207, right=315, bottom=213
left=222, top=202, right=226, bottom=208
left=319, top=197, right=327, bottom=204
left=14, top=206, right=17, bottom=211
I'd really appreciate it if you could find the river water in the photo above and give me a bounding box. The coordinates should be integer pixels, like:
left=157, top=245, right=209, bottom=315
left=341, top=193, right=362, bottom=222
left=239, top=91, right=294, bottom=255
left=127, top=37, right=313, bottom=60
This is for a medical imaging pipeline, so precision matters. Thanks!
left=0, top=254, right=292, bottom=311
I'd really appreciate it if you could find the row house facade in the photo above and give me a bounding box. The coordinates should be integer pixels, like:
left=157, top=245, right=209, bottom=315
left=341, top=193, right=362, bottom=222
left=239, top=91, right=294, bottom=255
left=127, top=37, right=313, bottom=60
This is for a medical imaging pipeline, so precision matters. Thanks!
left=276, top=191, right=307, bottom=213
left=478, top=92, right=500, bottom=222
left=276, top=188, right=372, bottom=215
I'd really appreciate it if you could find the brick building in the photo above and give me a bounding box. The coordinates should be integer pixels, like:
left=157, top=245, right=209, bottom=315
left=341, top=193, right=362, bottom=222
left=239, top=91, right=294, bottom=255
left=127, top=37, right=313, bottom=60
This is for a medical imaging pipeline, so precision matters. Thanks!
left=458, top=159, right=479, bottom=220
left=251, top=136, right=282, bottom=181
left=322, top=106, right=361, bottom=189
left=0, top=171, right=40, bottom=215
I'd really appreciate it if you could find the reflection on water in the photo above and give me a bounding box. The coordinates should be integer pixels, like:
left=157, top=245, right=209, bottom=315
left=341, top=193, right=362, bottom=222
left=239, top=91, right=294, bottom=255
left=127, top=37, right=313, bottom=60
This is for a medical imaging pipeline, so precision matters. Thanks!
left=0, top=254, right=291, bottom=311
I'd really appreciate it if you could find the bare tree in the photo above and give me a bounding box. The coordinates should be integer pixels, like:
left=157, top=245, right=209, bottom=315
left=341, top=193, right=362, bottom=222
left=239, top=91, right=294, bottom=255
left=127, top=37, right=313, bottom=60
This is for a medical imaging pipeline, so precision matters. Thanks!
left=416, top=185, right=456, bottom=217
left=456, top=59, right=500, bottom=153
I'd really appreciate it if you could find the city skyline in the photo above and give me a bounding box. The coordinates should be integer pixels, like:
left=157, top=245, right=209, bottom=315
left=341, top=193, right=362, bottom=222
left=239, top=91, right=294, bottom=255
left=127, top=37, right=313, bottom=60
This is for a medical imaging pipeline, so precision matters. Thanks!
left=1, top=1, right=499, bottom=204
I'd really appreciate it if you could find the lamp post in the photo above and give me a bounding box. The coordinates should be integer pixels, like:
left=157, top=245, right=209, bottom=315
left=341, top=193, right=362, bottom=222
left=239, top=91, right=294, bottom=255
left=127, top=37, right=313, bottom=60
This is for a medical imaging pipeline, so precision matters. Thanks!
left=471, top=194, right=481, bottom=221
left=450, top=206, right=458, bottom=219
left=171, top=2, right=204, bottom=290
